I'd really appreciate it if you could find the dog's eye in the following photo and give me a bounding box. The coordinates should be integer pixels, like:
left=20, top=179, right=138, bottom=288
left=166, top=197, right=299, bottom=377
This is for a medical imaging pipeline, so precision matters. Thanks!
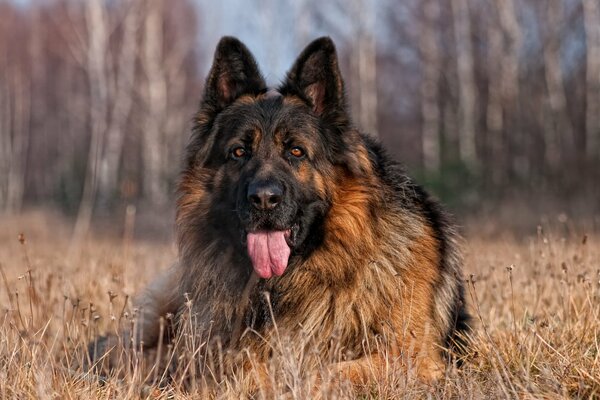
left=231, top=146, right=247, bottom=159
left=289, top=146, right=305, bottom=158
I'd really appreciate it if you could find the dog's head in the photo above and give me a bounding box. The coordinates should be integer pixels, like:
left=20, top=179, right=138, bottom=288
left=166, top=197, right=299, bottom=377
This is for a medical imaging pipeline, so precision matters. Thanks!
left=180, top=37, right=370, bottom=279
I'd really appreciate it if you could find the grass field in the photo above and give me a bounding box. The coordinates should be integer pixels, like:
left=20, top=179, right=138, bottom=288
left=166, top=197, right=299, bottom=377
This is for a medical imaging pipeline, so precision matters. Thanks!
left=0, top=211, right=599, bottom=399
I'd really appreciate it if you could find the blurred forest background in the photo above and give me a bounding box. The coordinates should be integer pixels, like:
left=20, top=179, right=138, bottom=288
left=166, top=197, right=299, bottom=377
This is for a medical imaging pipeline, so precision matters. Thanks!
left=0, top=0, right=599, bottom=237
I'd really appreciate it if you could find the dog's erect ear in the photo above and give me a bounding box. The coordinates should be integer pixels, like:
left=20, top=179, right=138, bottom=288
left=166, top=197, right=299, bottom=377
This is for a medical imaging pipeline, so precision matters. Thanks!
left=189, top=37, right=265, bottom=169
left=279, top=37, right=347, bottom=119
left=201, top=37, right=266, bottom=112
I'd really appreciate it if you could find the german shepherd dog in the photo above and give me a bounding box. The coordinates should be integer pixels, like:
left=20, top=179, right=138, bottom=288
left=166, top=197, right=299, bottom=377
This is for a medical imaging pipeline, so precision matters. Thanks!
left=89, top=36, right=469, bottom=390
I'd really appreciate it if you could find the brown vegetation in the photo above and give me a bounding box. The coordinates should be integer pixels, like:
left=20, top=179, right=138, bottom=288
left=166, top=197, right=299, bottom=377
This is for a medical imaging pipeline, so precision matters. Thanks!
left=0, top=213, right=598, bottom=398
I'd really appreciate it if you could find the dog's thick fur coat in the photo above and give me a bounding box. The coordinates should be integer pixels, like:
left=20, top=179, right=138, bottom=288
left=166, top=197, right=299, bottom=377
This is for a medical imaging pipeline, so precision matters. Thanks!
left=91, top=36, right=469, bottom=387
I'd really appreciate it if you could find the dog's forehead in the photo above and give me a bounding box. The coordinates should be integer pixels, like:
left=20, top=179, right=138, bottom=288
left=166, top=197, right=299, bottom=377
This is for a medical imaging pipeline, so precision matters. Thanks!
left=219, top=91, right=316, bottom=147
left=251, top=94, right=310, bottom=130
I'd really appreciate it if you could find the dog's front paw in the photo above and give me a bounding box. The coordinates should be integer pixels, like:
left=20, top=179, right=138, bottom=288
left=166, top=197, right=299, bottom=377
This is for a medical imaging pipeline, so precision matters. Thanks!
left=86, top=334, right=130, bottom=375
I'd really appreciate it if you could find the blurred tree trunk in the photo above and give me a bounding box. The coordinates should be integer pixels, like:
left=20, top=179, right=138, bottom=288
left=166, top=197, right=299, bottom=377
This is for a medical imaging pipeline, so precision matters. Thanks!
left=486, top=13, right=504, bottom=185
left=162, top=10, right=196, bottom=184
left=582, top=0, right=600, bottom=160
left=141, top=0, right=168, bottom=207
left=0, top=12, right=32, bottom=214
left=419, top=0, right=441, bottom=172
left=356, top=0, right=378, bottom=137
left=72, top=0, right=109, bottom=244
left=0, top=74, right=12, bottom=211
left=451, top=0, right=477, bottom=168
left=98, top=0, right=140, bottom=207
left=5, top=70, right=31, bottom=214
left=496, top=0, right=522, bottom=180
left=345, top=0, right=378, bottom=137
left=542, top=0, right=573, bottom=169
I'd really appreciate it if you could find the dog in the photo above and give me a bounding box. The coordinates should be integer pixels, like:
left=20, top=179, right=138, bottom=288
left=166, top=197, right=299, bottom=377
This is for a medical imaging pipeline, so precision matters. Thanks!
left=89, top=36, right=469, bottom=391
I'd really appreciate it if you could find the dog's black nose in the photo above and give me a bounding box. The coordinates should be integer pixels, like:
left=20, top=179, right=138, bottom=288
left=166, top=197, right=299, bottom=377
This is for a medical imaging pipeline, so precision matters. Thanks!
left=248, top=181, right=283, bottom=210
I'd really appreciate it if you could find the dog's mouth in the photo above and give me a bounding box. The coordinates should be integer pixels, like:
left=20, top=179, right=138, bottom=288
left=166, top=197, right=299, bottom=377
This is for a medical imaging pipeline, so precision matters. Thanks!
left=242, top=223, right=300, bottom=279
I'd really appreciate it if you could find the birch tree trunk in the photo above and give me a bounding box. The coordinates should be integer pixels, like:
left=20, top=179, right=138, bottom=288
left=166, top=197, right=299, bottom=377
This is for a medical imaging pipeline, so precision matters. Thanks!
left=98, top=0, right=140, bottom=206
left=582, top=0, right=600, bottom=160
left=451, top=0, right=477, bottom=167
left=72, top=0, right=109, bottom=245
left=496, top=0, right=522, bottom=179
left=0, top=35, right=32, bottom=214
left=356, top=0, right=378, bottom=137
left=419, top=0, right=441, bottom=172
left=497, top=0, right=521, bottom=108
left=542, top=0, right=573, bottom=168
left=0, top=77, right=11, bottom=211
left=486, top=14, right=504, bottom=184
left=142, top=0, right=168, bottom=206
left=6, top=70, right=31, bottom=214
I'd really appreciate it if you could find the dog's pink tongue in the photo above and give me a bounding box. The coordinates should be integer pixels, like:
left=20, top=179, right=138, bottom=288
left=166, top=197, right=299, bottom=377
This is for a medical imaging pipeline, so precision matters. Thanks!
left=246, top=231, right=290, bottom=279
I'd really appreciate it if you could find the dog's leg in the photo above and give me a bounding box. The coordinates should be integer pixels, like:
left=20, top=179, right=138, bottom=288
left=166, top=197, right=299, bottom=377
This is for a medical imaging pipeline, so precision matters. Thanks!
left=87, top=264, right=182, bottom=372
left=132, top=264, right=182, bottom=347
left=329, top=314, right=446, bottom=386
left=330, top=348, right=443, bottom=387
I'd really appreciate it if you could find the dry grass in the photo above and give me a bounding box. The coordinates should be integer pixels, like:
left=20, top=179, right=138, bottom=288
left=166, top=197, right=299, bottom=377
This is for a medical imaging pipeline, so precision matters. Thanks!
left=1, top=211, right=599, bottom=399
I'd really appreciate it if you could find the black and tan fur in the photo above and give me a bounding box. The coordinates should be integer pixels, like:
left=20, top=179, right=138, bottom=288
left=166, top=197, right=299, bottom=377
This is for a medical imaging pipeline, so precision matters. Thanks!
left=90, top=36, right=469, bottom=388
